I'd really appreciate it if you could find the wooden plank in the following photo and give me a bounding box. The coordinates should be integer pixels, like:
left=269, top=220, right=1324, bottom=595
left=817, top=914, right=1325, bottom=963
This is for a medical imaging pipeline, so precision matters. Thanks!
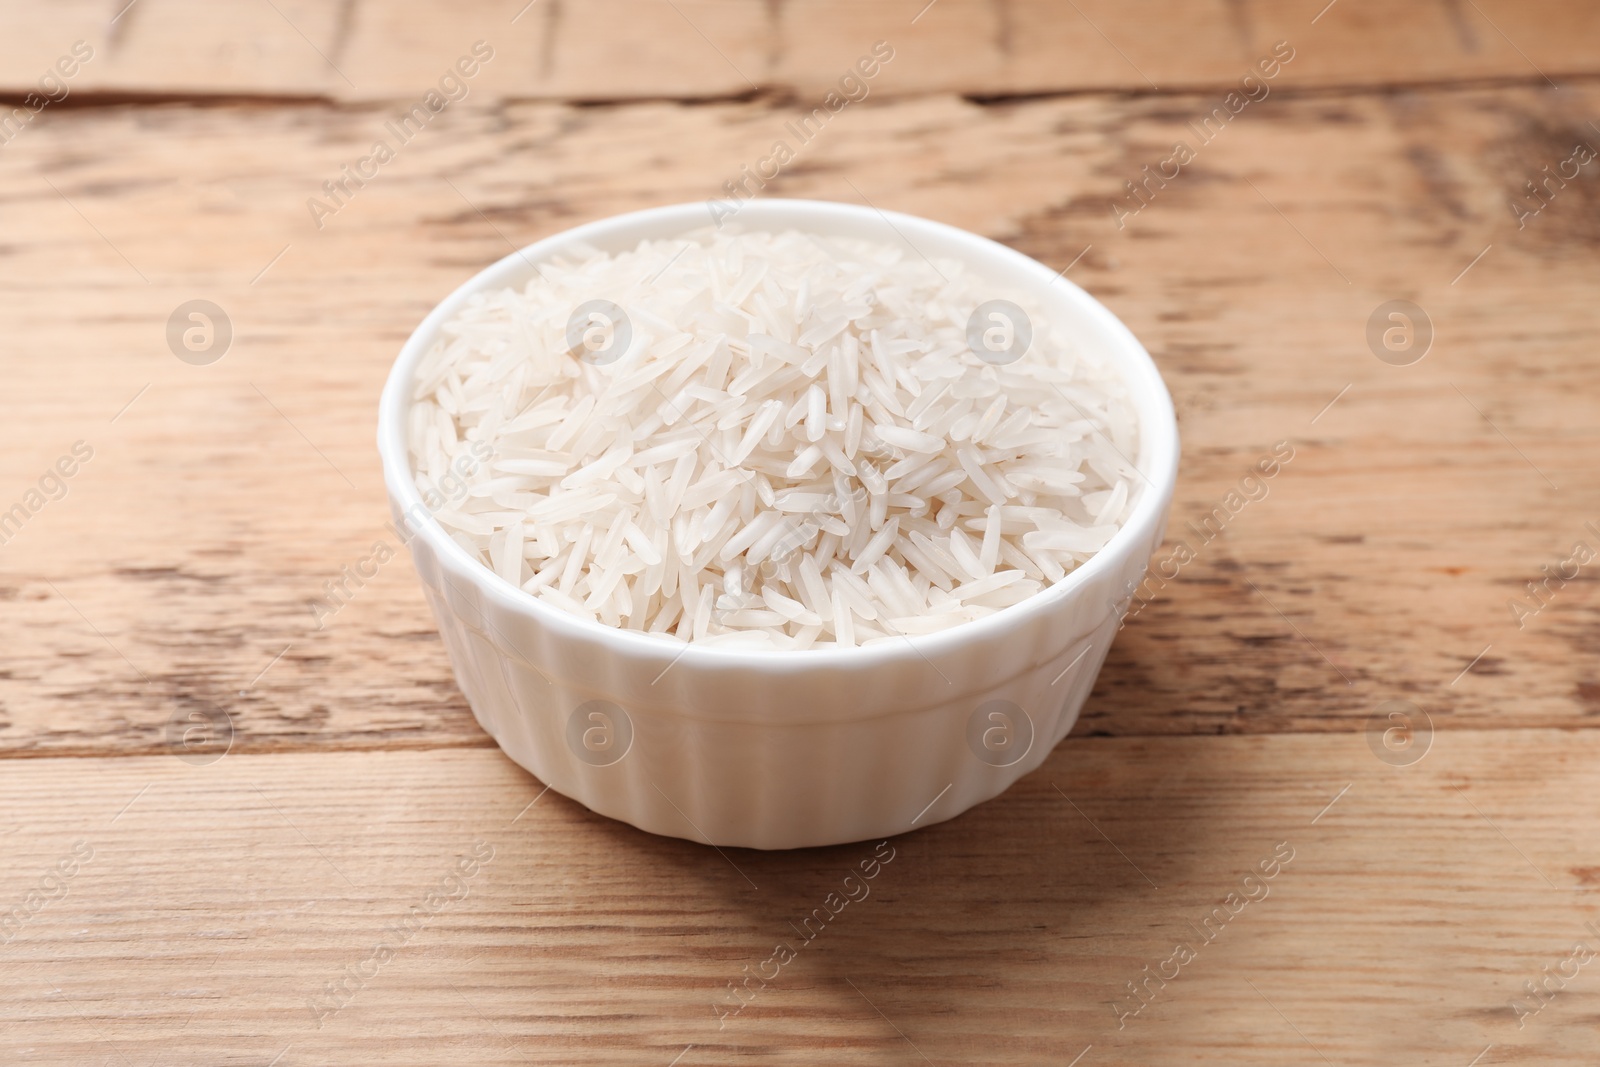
left=1, top=731, right=1595, bottom=1063
left=3, top=1, right=1599, bottom=103
left=0, top=81, right=1597, bottom=755
left=0, top=0, right=350, bottom=99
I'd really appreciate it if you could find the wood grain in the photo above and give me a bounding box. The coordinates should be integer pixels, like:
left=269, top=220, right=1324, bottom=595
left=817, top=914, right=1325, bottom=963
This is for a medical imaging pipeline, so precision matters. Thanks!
left=2, top=731, right=1596, bottom=1065
left=2, top=4, right=1599, bottom=1062
left=2, top=0, right=1599, bottom=103
left=1, top=79, right=1597, bottom=754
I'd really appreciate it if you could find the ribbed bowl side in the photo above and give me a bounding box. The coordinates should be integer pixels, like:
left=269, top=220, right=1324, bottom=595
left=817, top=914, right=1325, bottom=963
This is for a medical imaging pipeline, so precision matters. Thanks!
left=401, top=496, right=1166, bottom=849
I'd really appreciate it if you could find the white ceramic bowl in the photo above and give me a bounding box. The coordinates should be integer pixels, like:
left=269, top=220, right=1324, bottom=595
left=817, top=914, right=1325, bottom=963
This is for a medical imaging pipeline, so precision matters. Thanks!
left=378, top=199, right=1177, bottom=849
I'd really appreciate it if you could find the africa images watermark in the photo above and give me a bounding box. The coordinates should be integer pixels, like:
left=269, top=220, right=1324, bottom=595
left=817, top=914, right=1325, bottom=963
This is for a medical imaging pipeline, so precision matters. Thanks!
left=1505, top=518, right=1599, bottom=631
left=1510, top=922, right=1600, bottom=1029
left=306, top=840, right=494, bottom=1027
left=0, top=40, right=94, bottom=149
left=0, top=440, right=95, bottom=549
left=1112, top=840, right=1296, bottom=1029
left=706, top=41, right=896, bottom=228
left=1111, top=40, right=1296, bottom=230
left=1112, top=440, right=1296, bottom=626
left=307, top=41, right=496, bottom=230
left=713, top=839, right=897, bottom=1027
left=308, top=439, right=493, bottom=628
left=1508, top=139, right=1596, bottom=229
left=0, top=840, right=95, bottom=946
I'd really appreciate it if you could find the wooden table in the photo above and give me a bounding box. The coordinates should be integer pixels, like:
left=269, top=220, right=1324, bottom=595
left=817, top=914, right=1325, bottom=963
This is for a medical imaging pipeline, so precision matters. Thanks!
left=3, top=2, right=1598, bottom=1063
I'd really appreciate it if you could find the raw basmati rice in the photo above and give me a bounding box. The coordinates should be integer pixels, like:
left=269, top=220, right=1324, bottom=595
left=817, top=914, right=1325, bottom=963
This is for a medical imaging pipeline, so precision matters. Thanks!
left=407, top=229, right=1139, bottom=649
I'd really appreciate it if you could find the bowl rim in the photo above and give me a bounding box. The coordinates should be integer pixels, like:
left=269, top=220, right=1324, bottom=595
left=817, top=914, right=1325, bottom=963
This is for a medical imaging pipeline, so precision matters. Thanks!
left=377, top=197, right=1178, bottom=674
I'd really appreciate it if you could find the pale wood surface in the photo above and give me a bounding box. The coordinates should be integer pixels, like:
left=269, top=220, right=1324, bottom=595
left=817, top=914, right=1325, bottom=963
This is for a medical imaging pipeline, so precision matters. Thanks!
left=1, top=83, right=1596, bottom=751
left=2, top=2, right=1599, bottom=1063
left=4, top=733, right=1599, bottom=1065
left=3, top=0, right=1600, bottom=101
